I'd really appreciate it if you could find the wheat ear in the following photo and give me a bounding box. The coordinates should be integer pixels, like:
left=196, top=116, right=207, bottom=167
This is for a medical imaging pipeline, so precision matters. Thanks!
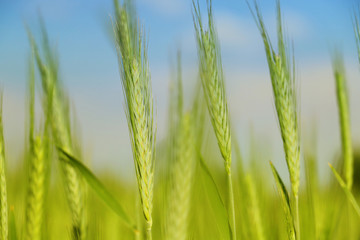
left=113, top=1, right=155, bottom=239
left=166, top=113, right=196, bottom=240
left=24, top=54, right=47, bottom=240
left=192, top=1, right=236, bottom=239
left=25, top=136, right=46, bottom=240
left=249, top=1, right=300, bottom=238
left=28, top=25, right=86, bottom=240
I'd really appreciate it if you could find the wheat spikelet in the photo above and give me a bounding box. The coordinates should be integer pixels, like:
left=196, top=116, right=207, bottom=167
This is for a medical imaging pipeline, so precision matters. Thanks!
left=113, top=1, right=155, bottom=238
left=166, top=113, right=196, bottom=240
left=28, top=25, right=86, bottom=240
left=0, top=96, right=8, bottom=240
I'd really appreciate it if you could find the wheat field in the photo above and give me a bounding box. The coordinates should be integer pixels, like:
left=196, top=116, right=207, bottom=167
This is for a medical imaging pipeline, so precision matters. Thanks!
left=1, top=0, right=360, bottom=239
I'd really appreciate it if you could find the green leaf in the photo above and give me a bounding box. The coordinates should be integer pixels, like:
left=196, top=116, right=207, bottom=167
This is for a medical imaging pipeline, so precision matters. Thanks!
left=269, top=162, right=296, bottom=240
left=329, top=163, right=360, bottom=217
left=58, top=148, right=138, bottom=233
left=199, top=154, right=231, bottom=240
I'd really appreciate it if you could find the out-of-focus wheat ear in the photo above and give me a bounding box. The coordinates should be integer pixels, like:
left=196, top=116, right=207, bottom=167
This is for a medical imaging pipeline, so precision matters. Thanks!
left=166, top=113, right=196, bottom=240
left=28, top=24, right=86, bottom=240
left=0, top=94, right=8, bottom=240
left=25, top=136, right=46, bottom=240
left=332, top=53, right=353, bottom=190
left=24, top=53, right=45, bottom=240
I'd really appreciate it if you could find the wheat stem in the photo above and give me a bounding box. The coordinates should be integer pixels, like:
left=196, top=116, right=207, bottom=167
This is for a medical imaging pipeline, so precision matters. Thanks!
left=333, top=54, right=353, bottom=190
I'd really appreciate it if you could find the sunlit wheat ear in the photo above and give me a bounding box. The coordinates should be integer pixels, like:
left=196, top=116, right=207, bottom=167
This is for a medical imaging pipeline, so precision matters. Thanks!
left=0, top=95, right=8, bottom=240
left=332, top=53, right=353, bottom=190
left=192, top=1, right=236, bottom=239
left=249, top=0, right=300, bottom=238
left=28, top=24, right=86, bottom=240
left=193, top=0, right=231, bottom=174
left=113, top=1, right=155, bottom=239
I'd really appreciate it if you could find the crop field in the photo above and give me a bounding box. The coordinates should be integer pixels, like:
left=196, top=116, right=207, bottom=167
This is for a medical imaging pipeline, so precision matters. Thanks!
left=1, top=0, right=360, bottom=239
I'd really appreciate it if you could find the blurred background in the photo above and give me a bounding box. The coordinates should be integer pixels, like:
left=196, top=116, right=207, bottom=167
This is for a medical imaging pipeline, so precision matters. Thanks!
left=0, top=0, right=359, bottom=183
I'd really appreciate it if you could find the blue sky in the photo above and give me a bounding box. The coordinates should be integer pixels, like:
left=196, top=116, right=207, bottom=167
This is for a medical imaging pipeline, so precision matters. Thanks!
left=0, top=0, right=359, bottom=181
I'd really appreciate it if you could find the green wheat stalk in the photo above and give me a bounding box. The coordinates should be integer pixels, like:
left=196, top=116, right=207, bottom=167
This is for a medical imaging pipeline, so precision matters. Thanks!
left=113, top=0, right=155, bottom=239
left=332, top=53, right=353, bottom=190
left=0, top=95, right=8, bottom=240
left=192, top=1, right=236, bottom=239
left=249, top=1, right=300, bottom=238
left=27, top=23, right=86, bottom=240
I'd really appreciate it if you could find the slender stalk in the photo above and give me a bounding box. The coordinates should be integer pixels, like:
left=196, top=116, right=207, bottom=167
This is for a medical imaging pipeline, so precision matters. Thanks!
left=0, top=96, right=8, bottom=240
left=333, top=54, right=353, bottom=190
left=227, top=172, right=236, bottom=240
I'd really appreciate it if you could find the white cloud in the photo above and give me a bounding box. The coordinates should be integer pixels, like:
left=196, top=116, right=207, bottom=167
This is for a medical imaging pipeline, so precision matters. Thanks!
left=215, top=12, right=258, bottom=49
left=138, top=0, right=187, bottom=17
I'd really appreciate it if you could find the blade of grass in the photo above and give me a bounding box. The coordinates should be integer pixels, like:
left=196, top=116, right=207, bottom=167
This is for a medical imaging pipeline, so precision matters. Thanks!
left=329, top=163, right=360, bottom=217
left=9, top=206, right=17, bottom=240
left=58, top=148, right=139, bottom=234
left=199, top=154, right=231, bottom=240
left=270, top=162, right=296, bottom=240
